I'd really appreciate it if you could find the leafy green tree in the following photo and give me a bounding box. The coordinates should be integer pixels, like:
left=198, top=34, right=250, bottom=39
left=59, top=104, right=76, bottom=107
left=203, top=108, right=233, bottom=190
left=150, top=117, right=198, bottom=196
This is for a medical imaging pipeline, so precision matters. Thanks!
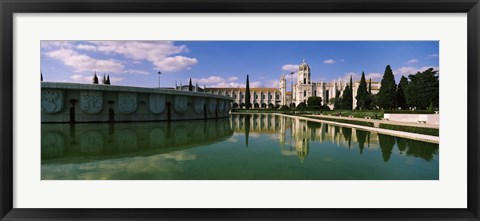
left=377, top=65, right=397, bottom=109
left=307, top=96, right=322, bottom=110
left=245, top=75, right=251, bottom=109
left=405, top=68, right=439, bottom=110
left=396, top=76, right=409, bottom=109
left=355, top=72, right=369, bottom=110
left=189, top=78, right=193, bottom=91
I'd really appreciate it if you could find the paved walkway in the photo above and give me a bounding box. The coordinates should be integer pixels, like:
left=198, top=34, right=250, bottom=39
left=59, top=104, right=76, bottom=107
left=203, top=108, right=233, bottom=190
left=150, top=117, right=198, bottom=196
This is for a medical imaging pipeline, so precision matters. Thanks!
left=276, top=113, right=439, bottom=144
left=304, top=114, right=439, bottom=129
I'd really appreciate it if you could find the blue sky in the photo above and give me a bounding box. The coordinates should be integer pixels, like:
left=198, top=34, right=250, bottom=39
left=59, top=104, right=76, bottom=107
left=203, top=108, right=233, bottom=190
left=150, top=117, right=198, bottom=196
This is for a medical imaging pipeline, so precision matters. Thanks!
left=41, top=41, right=439, bottom=89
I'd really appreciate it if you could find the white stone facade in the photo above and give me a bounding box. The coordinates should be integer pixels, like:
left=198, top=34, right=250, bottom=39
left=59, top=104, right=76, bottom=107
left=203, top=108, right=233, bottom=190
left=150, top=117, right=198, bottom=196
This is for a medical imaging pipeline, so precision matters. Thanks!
left=205, top=59, right=381, bottom=110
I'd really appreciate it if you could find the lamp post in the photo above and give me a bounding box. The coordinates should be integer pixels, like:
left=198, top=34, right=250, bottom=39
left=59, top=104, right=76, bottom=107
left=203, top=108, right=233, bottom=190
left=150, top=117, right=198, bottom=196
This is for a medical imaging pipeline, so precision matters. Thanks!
left=290, top=71, right=295, bottom=114
left=157, top=71, right=162, bottom=88
left=290, top=71, right=294, bottom=108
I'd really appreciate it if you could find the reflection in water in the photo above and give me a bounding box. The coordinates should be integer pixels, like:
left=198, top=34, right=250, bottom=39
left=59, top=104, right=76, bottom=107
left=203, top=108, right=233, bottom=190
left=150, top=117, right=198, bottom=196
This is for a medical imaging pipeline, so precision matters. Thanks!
left=229, top=114, right=439, bottom=163
left=42, top=114, right=439, bottom=180
left=42, top=118, right=233, bottom=163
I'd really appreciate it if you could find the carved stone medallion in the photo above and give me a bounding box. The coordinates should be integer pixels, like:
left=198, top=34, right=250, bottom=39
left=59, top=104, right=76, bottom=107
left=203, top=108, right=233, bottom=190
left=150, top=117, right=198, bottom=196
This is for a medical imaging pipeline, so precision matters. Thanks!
left=41, top=132, right=64, bottom=157
left=208, top=99, right=217, bottom=114
left=118, top=92, right=137, bottom=114
left=149, top=94, right=166, bottom=114
left=174, top=96, right=188, bottom=114
left=80, top=91, right=103, bottom=114
left=41, top=89, right=64, bottom=114
left=81, top=131, right=103, bottom=153
left=193, top=97, right=205, bottom=114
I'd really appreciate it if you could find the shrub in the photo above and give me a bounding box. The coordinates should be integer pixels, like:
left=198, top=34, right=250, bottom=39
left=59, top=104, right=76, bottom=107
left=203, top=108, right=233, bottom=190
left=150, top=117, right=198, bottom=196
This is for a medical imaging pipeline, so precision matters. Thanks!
left=307, top=116, right=374, bottom=127
left=279, top=105, right=290, bottom=111
left=296, top=102, right=307, bottom=111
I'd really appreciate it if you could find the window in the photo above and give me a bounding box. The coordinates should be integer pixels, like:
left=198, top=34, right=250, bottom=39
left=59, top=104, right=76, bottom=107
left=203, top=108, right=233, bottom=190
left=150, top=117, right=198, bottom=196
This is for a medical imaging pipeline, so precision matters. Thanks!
left=241, top=94, right=244, bottom=99
left=314, top=90, right=316, bottom=96
left=276, top=94, right=279, bottom=99
left=255, top=95, right=258, bottom=99
left=262, top=94, right=265, bottom=99
left=234, top=94, right=237, bottom=99
left=304, top=90, right=306, bottom=97
left=269, top=95, right=272, bottom=99
left=304, top=78, right=306, bottom=84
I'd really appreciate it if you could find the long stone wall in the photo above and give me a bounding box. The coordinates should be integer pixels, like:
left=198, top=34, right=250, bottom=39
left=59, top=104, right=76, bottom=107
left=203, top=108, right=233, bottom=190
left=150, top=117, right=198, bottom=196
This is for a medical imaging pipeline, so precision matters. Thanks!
left=41, top=82, right=233, bottom=123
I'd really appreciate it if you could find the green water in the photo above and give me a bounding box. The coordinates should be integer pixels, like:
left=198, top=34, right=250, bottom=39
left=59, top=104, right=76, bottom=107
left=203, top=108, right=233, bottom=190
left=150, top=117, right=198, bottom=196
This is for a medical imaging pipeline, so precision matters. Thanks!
left=41, top=114, right=439, bottom=180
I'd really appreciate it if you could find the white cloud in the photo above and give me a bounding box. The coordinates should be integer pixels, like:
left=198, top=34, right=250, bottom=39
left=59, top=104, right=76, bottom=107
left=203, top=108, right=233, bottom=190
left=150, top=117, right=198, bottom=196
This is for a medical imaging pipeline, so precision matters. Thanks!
left=365, top=73, right=383, bottom=81
left=70, top=74, right=93, bottom=83
left=193, top=75, right=264, bottom=88
left=76, top=44, right=97, bottom=51
left=264, top=79, right=280, bottom=88
left=394, top=66, right=439, bottom=76
left=427, top=53, right=439, bottom=58
left=323, top=59, right=336, bottom=64
left=41, top=41, right=73, bottom=49
left=407, top=59, right=419, bottom=64
left=124, top=69, right=150, bottom=75
left=47, top=48, right=124, bottom=73
left=281, top=64, right=299, bottom=72
left=153, top=56, right=198, bottom=72
left=89, top=41, right=198, bottom=72
left=110, top=77, right=125, bottom=83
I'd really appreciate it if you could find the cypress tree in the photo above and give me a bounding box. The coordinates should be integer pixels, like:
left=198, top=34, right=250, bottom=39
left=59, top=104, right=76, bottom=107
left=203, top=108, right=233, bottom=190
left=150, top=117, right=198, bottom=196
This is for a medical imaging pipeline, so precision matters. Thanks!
left=102, top=74, right=107, bottom=84
left=93, top=72, right=98, bottom=84
left=377, top=65, right=397, bottom=109
left=355, top=72, right=368, bottom=110
left=396, top=76, right=408, bottom=109
left=106, top=75, right=111, bottom=85
left=245, top=75, right=251, bottom=109
left=342, top=83, right=353, bottom=110
left=189, top=78, right=193, bottom=91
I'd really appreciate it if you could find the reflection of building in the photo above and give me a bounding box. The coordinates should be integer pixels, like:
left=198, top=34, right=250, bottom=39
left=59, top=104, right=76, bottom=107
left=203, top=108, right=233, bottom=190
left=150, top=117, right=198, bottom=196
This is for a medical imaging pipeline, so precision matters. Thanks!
left=229, top=114, right=379, bottom=161
left=205, top=59, right=381, bottom=109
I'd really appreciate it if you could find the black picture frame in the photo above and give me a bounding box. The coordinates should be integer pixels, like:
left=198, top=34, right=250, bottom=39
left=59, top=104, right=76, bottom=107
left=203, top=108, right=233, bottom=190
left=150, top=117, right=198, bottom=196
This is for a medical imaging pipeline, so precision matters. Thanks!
left=1, top=0, right=479, bottom=220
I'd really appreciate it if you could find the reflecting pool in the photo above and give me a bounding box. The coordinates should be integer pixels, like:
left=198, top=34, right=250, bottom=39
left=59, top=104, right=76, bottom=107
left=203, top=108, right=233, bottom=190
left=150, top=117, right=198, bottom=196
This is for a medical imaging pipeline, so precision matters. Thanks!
left=41, top=114, right=439, bottom=180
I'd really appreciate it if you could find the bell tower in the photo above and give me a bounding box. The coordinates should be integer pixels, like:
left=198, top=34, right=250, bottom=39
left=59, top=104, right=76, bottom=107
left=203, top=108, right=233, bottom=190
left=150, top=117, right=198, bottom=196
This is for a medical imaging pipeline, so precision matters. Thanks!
left=297, top=59, right=311, bottom=85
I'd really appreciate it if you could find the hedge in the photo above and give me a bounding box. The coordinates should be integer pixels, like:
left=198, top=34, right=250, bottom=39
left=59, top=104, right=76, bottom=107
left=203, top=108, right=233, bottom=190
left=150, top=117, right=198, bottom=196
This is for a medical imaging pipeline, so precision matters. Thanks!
left=384, top=110, right=435, bottom=114
left=307, top=116, right=374, bottom=127
left=379, top=124, right=439, bottom=136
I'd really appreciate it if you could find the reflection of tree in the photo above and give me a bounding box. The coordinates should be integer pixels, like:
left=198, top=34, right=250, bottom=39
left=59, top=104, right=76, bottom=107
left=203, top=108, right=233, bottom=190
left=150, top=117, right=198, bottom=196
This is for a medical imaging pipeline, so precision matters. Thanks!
left=356, top=129, right=369, bottom=154
left=296, top=138, right=309, bottom=161
left=378, top=134, right=396, bottom=162
left=405, top=139, right=438, bottom=161
left=396, top=137, right=408, bottom=153
left=245, top=115, right=250, bottom=148
left=342, top=127, right=352, bottom=149
left=334, top=126, right=340, bottom=140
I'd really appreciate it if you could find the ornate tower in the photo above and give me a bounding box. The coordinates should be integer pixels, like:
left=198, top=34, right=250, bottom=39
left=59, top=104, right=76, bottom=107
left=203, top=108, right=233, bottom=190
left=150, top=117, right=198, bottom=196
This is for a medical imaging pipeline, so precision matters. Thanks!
left=279, top=73, right=287, bottom=105
left=297, top=59, right=311, bottom=85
